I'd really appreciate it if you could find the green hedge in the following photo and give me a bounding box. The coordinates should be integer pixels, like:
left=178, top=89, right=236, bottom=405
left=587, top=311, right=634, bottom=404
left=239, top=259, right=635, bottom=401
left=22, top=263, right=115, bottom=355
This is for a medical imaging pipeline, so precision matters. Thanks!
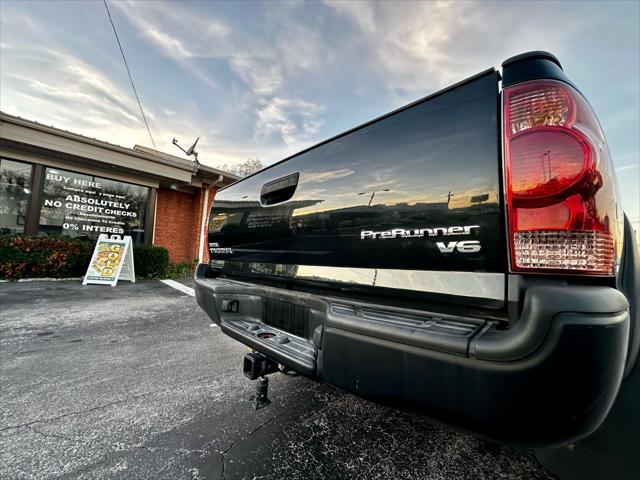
left=166, top=260, right=197, bottom=279
left=0, top=235, right=170, bottom=280
left=132, top=243, right=169, bottom=278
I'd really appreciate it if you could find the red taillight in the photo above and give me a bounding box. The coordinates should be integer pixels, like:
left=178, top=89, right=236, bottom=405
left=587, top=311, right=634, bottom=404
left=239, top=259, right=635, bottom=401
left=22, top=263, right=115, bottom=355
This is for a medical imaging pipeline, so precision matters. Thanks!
left=509, top=128, right=590, bottom=200
left=503, top=80, right=620, bottom=275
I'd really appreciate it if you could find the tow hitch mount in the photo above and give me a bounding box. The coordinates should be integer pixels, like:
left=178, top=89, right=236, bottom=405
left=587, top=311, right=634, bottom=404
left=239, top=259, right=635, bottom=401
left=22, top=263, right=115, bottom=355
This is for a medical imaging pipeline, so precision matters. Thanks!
left=243, top=352, right=279, bottom=410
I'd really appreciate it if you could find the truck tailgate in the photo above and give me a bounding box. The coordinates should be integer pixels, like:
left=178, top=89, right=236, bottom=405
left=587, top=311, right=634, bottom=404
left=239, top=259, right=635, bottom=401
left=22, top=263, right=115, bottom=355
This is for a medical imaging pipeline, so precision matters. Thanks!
left=208, top=69, right=505, bottom=303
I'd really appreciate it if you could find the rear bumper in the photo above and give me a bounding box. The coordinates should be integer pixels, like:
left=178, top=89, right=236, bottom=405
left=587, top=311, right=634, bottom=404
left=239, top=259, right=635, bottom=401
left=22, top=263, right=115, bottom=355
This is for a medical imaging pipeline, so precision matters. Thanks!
left=194, top=264, right=630, bottom=447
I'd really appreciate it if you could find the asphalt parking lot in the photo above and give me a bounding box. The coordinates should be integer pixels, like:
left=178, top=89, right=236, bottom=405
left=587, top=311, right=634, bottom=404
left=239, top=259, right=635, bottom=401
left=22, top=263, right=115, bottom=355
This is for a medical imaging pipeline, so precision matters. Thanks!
left=0, top=280, right=559, bottom=480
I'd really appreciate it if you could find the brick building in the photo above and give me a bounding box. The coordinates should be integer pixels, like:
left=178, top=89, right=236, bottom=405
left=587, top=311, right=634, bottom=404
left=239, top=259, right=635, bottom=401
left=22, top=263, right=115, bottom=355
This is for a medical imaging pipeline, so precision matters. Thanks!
left=0, top=112, right=239, bottom=263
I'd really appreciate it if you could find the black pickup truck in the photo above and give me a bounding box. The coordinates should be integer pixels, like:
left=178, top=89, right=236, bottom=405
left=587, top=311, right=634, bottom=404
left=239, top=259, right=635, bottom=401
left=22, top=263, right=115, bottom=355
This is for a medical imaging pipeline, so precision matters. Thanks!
left=195, top=52, right=639, bottom=456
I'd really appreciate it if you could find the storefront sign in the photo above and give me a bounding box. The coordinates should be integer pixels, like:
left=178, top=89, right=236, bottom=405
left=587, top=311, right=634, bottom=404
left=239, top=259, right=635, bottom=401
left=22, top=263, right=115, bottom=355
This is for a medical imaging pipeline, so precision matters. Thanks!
left=83, top=234, right=135, bottom=286
left=40, top=167, right=148, bottom=242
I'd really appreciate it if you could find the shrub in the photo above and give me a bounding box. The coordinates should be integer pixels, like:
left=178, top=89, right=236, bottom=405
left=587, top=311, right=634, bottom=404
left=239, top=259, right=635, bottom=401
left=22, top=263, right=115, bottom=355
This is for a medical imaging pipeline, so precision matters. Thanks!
left=0, top=235, right=93, bottom=279
left=132, top=243, right=169, bottom=278
left=0, top=235, right=170, bottom=280
left=166, top=259, right=197, bottom=279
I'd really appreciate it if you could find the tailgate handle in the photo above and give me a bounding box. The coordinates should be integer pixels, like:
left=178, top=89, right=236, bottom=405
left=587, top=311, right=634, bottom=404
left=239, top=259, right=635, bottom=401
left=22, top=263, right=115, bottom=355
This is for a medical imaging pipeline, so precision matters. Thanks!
left=260, top=172, right=299, bottom=206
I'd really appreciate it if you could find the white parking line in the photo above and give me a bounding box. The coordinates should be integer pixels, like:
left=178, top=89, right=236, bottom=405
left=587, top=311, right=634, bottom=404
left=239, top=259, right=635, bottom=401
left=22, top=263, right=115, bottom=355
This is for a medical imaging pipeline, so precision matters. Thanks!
left=160, top=279, right=195, bottom=297
left=159, top=279, right=218, bottom=328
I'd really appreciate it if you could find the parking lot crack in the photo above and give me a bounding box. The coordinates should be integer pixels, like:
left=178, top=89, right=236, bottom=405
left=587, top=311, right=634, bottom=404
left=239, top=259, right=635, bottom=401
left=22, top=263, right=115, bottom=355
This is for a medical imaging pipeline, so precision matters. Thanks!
left=0, top=382, right=198, bottom=432
left=220, top=410, right=289, bottom=479
left=59, top=458, right=108, bottom=479
left=26, top=424, right=88, bottom=445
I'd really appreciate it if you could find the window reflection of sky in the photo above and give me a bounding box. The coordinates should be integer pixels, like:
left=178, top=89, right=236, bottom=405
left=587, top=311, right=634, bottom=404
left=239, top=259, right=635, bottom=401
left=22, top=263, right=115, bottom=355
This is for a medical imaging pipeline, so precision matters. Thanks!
left=219, top=72, right=500, bottom=218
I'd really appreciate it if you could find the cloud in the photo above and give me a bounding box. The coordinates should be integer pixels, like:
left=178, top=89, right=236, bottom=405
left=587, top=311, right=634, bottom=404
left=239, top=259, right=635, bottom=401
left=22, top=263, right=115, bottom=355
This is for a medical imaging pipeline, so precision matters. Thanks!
left=143, top=24, right=194, bottom=59
left=0, top=4, right=275, bottom=169
left=0, top=41, right=232, bottom=166
left=109, top=0, right=329, bottom=162
left=324, top=0, right=584, bottom=97
left=109, top=1, right=228, bottom=89
left=1, top=45, right=140, bottom=127
left=230, top=56, right=283, bottom=96
left=616, top=163, right=639, bottom=172
left=256, top=97, right=325, bottom=147
left=111, top=1, right=232, bottom=60
left=0, top=10, right=45, bottom=36
left=300, top=169, right=354, bottom=184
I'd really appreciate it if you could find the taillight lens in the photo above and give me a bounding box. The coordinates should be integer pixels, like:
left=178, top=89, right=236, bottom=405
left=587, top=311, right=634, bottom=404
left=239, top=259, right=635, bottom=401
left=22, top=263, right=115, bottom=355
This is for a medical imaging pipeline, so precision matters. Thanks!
left=510, top=129, right=589, bottom=200
left=504, top=80, right=620, bottom=275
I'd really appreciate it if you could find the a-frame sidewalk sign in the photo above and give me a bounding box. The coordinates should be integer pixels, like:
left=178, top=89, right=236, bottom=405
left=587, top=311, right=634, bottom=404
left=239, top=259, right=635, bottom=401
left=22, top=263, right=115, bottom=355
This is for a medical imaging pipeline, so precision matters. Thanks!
left=82, top=234, right=135, bottom=287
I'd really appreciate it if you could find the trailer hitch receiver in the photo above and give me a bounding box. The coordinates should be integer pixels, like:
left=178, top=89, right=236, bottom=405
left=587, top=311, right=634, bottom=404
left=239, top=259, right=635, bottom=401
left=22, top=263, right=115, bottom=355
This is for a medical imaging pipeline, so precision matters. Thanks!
left=243, top=352, right=279, bottom=410
left=243, top=352, right=279, bottom=380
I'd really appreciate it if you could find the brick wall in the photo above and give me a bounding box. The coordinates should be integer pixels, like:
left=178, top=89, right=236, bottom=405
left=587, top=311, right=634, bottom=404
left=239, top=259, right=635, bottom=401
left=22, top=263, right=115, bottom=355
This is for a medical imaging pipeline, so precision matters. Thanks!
left=154, top=188, right=201, bottom=263
left=153, top=186, right=219, bottom=264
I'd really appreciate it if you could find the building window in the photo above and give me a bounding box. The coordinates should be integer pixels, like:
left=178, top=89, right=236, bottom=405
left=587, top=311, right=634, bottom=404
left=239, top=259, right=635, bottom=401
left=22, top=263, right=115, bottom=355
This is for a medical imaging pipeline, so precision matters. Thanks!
left=39, top=167, right=149, bottom=242
left=0, top=158, right=32, bottom=235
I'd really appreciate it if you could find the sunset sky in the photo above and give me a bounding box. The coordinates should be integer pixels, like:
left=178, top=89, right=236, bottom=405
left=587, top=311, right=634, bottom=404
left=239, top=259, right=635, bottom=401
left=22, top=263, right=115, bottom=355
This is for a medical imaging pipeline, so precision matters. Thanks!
left=1, top=0, right=638, bottom=229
